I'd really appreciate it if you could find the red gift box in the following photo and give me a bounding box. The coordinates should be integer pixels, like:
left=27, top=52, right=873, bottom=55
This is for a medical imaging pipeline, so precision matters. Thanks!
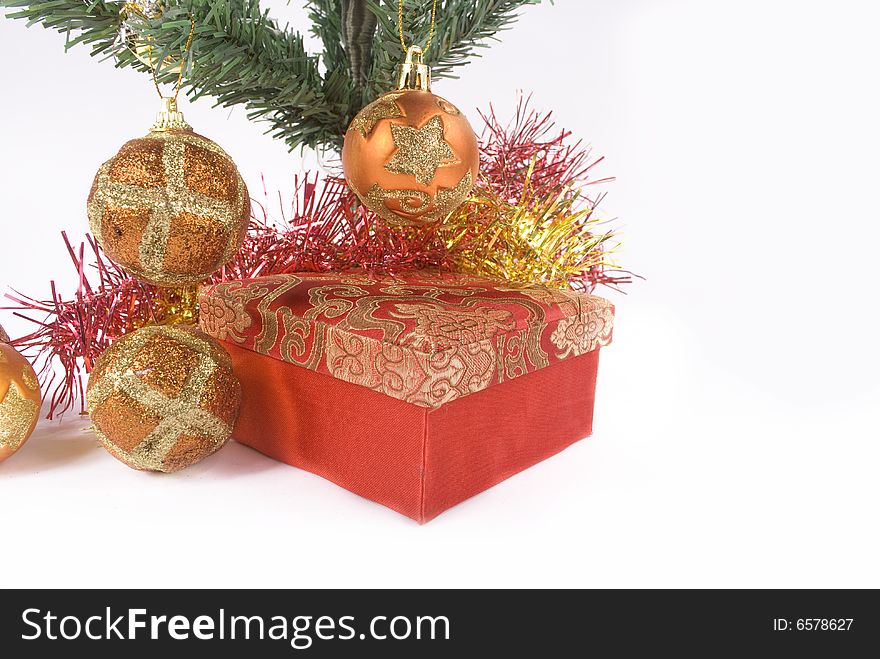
left=198, top=272, right=614, bottom=522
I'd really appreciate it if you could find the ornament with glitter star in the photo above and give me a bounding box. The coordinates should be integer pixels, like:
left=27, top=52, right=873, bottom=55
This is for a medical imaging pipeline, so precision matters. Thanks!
left=87, top=98, right=251, bottom=287
left=342, top=46, right=479, bottom=226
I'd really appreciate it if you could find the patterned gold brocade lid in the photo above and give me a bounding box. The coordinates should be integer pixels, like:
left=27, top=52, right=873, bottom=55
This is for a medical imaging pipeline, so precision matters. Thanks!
left=198, top=271, right=614, bottom=410
left=0, top=324, right=9, bottom=344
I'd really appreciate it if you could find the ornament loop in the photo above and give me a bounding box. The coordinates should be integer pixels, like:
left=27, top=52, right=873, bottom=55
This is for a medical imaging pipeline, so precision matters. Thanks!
left=396, top=45, right=431, bottom=92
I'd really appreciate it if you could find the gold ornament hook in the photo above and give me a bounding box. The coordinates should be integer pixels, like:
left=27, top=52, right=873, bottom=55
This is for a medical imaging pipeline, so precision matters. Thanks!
left=151, top=96, right=191, bottom=132
left=396, top=45, right=431, bottom=92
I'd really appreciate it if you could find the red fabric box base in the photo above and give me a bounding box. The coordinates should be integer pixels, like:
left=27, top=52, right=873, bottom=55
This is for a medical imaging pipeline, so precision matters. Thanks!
left=227, top=341, right=600, bottom=523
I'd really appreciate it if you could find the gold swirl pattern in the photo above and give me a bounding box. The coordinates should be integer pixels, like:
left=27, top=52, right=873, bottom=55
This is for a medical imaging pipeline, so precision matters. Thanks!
left=199, top=271, right=614, bottom=408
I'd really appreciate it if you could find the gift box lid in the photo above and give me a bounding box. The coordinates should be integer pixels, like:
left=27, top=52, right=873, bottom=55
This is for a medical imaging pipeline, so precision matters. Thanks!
left=198, top=271, right=614, bottom=409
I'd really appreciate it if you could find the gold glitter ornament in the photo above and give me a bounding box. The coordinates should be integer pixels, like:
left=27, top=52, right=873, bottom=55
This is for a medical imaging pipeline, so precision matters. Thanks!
left=86, top=324, right=241, bottom=473
left=87, top=98, right=251, bottom=287
left=342, top=45, right=478, bottom=226
left=0, top=340, right=42, bottom=463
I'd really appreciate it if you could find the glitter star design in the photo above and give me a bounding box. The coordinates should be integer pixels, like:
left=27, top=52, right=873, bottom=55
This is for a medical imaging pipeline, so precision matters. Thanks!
left=385, top=116, right=458, bottom=185
left=363, top=170, right=473, bottom=226
left=349, top=92, right=405, bottom=137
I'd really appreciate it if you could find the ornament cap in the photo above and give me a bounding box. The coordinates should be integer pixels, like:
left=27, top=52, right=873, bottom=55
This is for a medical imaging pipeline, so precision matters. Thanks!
left=396, top=45, right=431, bottom=92
left=151, top=96, right=192, bottom=132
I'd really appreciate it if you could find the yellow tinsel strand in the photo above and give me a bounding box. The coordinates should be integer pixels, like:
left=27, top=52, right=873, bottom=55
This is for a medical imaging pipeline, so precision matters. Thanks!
left=131, top=286, right=200, bottom=330
left=441, top=163, right=620, bottom=290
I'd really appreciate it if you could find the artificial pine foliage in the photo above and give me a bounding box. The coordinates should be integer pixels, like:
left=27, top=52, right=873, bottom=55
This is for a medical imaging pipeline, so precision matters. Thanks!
left=0, top=0, right=540, bottom=152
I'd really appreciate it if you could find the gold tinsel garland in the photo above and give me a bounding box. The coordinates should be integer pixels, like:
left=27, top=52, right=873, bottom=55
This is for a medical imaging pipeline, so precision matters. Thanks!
left=440, top=163, right=619, bottom=290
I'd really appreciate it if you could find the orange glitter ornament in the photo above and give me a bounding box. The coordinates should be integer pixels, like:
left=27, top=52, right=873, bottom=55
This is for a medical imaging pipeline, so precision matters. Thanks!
left=342, top=46, right=478, bottom=226
left=86, top=324, right=241, bottom=473
left=87, top=100, right=251, bottom=287
left=0, top=329, right=41, bottom=463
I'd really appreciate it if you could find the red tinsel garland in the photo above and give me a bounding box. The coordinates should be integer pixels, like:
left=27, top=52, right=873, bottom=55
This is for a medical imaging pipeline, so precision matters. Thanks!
left=3, top=97, right=631, bottom=418
left=218, top=174, right=448, bottom=280
left=478, top=95, right=614, bottom=203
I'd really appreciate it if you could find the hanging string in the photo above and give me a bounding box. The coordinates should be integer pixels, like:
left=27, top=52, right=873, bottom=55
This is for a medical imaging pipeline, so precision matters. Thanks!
left=121, top=2, right=195, bottom=102
left=398, top=0, right=438, bottom=54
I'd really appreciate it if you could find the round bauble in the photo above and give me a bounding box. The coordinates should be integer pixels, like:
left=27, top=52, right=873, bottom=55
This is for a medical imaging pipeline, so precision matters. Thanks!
left=342, top=89, right=479, bottom=226
left=0, top=337, right=41, bottom=463
left=86, top=324, right=241, bottom=473
left=87, top=124, right=250, bottom=287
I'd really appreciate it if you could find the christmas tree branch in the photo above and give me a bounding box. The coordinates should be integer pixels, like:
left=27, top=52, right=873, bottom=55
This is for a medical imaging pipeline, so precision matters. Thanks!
left=1, top=0, right=543, bottom=152
left=430, top=0, right=542, bottom=76
left=367, top=0, right=541, bottom=96
left=2, top=0, right=343, bottom=150
left=167, top=2, right=345, bottom=151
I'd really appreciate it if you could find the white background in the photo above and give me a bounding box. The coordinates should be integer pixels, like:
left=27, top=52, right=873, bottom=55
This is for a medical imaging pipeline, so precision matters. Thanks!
left=1, top=0, right=878, bottom=588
